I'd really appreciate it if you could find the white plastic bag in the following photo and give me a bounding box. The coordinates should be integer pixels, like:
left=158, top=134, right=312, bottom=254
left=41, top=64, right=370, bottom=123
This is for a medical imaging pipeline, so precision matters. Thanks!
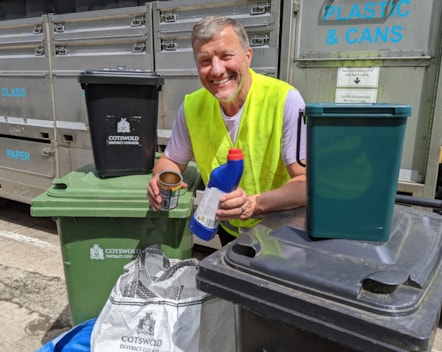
left=91, top=246, right=236, bottom=352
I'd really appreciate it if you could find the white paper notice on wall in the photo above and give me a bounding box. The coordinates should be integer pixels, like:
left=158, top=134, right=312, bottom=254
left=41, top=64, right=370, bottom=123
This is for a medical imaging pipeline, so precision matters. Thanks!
left=337, top=67, right=380, bottom=87
left=335, top=89, right=378, bottom=103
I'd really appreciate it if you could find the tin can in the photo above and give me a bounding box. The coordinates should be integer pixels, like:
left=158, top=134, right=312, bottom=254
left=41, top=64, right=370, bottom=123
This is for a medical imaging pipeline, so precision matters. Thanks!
left=158, top=170, right=182, bottom=210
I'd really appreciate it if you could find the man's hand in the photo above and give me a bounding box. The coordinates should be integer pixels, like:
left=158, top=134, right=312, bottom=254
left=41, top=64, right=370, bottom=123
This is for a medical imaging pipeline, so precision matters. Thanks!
left=147, top=154, right=188, bottom=211
left=217, top=187, right=255, bottom=220
left=147, top=174, right=188, bottom=211
left=147, top=174, right=162, bottom=211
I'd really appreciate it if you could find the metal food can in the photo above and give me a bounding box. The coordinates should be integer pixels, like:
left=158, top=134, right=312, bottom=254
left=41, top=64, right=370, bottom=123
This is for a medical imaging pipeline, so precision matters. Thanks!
left=158, top=170, right=182, bottom=210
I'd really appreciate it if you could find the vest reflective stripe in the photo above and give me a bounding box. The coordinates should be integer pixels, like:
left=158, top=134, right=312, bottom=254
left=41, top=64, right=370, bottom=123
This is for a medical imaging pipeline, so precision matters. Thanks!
left=185, top=69, right=294, bottom=236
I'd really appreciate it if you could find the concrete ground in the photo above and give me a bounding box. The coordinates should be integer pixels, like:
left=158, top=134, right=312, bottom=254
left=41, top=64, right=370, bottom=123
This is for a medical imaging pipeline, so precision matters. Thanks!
left=0, top=199, right=70, bottom=351
left=1, top=199, right=442, bottom=351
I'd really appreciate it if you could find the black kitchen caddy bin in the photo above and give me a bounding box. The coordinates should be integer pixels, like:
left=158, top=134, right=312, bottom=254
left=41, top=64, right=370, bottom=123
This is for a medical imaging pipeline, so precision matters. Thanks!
left=79, top=68, right=164, bottom=178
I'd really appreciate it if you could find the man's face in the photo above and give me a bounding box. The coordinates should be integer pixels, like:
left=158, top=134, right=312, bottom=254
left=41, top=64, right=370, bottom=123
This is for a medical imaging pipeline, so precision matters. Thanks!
left=194, top=26, right=252, bottom=103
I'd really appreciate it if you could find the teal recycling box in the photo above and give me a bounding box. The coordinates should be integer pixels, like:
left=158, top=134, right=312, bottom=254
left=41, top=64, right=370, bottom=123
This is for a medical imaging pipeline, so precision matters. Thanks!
left=305, top=103, right=411, bottom=241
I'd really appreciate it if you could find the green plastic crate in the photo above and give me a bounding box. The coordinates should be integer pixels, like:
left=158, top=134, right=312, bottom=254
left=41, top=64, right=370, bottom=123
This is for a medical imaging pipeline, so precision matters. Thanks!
left=305, top=103, right=411, bottom=241
left=31, top=161, right=200, bottom=325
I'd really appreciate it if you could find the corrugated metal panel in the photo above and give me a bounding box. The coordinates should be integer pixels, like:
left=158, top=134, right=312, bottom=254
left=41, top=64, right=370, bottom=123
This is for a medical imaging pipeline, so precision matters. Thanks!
left=152, top=0, right=281, bottom=129
left=281, top=0, right=442, bottom=197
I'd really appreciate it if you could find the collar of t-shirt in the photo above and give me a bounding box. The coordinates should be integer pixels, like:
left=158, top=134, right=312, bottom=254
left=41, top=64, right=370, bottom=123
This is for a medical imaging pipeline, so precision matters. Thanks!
left=221, top=104, right=245, bottom=144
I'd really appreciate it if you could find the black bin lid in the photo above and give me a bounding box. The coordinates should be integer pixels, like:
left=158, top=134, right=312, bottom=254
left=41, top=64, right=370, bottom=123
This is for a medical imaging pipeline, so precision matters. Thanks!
left=197, top=205, right=442, bottom=351
left=225, top=205, right=442, bottom=315
left=78, top=67, right=164, bottom=86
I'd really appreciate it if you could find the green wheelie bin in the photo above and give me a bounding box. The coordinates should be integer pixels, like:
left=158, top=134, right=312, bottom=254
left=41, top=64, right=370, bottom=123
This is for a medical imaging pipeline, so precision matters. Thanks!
left=31, top=160, right=200, bottom=325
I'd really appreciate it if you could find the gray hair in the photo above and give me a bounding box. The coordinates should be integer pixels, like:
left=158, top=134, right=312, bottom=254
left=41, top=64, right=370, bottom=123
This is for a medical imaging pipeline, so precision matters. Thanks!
left=191, top=16, right=250, bottom=52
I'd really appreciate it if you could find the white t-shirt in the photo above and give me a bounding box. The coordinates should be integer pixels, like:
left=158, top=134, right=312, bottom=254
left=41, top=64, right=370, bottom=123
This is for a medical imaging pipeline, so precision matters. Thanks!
left=165, top=89, right=307, bottom=166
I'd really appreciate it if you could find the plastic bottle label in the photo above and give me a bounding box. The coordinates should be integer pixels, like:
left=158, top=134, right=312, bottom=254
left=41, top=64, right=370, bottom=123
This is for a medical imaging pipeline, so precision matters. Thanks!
left=193, top=187, right=225, bottom=229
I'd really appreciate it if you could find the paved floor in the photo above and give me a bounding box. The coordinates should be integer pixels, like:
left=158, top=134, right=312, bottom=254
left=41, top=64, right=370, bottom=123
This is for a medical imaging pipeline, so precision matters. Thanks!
left=0, top=199, right=70, bottom=351
left=1, top=199, right=442, bottom=351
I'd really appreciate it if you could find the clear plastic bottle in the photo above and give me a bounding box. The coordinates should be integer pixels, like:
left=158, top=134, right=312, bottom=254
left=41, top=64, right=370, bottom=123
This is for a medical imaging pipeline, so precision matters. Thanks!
left=190, top=148, right=244, bottom=241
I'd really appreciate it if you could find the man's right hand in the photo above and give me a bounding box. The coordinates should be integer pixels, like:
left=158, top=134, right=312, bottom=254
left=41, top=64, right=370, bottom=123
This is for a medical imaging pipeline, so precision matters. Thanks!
left=147, top=154, right=188, bottom=211
left=147, top=174, right=162, bottom=211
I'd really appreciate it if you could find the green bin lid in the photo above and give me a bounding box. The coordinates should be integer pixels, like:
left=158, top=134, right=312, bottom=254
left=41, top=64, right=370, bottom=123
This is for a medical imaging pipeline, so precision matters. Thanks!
left=305, top=103, right=412, bottom=118
left=31, top=162, right=200, bottom=218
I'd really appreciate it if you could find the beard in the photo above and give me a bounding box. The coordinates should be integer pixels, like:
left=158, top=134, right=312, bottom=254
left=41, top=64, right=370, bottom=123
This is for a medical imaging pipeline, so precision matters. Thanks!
left=213, top=71, right=247, bottom=103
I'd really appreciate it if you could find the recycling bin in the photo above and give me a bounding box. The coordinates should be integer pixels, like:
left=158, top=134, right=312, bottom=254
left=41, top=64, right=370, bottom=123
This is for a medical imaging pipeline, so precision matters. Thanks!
left=26, top=0, right=52, bottom=17
left=31, top=158, right=200, bottom=325
left=197, top=206, right=442, bottom=352
left=304, top=103, right=411, bottom=241
left=52, top=1, right=76, bottom=14
left=78, top=68, right=164, bottom=178
left=3, top=0, right=26, bottom=20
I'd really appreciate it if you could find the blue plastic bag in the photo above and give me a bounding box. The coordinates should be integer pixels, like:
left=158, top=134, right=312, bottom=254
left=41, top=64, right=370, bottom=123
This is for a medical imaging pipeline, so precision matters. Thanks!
left=36, top=318, right=96, bottom=352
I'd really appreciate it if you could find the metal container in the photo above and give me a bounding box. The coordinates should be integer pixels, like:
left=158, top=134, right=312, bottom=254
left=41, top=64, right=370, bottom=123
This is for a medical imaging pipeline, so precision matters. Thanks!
left=0, top=136, right=55, bottom=203
left=152, top=0, right=281, bottom=130
left=49, top=5, right=154, bottom=150
left=56, top=146, right=94, bottom=179
left=279, top=0, right=442, bottom=199
left=0, top=16, right=54, bottom=139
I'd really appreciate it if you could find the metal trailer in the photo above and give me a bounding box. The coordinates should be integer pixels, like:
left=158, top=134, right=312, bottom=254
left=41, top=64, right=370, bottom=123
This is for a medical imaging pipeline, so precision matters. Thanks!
left=0, top=16, right=56, bottom=204
left=0, top=0, right=441, bottom=204
left=279, top=0, right=442, bottom=200
left=152, top=0, right=281, bottom=130
left=48, top=5, right=154, bottom=178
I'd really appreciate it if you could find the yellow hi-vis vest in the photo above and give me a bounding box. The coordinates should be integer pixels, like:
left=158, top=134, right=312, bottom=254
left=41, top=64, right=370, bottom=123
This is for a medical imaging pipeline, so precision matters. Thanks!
left=184, top=69, right=293, bottom=236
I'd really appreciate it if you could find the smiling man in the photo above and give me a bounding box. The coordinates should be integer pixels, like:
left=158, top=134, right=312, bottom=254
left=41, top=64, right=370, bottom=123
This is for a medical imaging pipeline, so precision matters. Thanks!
left=147, top=16, right=307, bottom=245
